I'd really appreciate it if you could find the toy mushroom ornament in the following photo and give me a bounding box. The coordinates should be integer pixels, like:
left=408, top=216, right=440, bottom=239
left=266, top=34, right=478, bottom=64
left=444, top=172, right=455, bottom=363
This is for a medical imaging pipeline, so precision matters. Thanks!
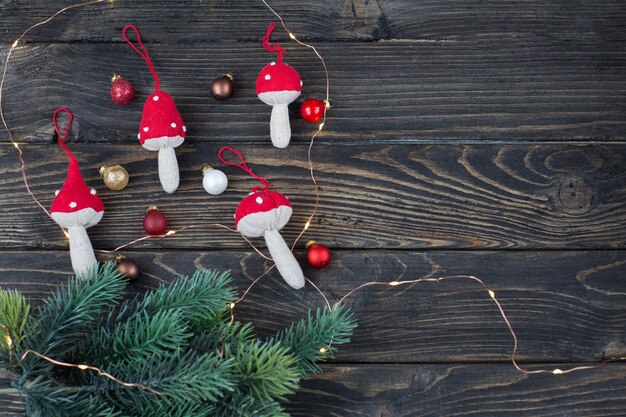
left=256, top=22, right=302, bottom=149
left=50, top=108, right=104, bottom=277
left=218, top=146, right=305, bottom=289
left=123, top=25, right=186, bottom=193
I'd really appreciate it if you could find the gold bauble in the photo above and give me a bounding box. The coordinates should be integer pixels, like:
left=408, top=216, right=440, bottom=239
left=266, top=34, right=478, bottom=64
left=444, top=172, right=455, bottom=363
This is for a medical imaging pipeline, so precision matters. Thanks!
left=99, top=164, right=129, bottom=191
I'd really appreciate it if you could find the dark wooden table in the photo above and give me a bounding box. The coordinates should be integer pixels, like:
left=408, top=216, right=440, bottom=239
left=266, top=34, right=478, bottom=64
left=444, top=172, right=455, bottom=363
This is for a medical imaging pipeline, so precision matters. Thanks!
left=2, top=1, right=626, bottom=415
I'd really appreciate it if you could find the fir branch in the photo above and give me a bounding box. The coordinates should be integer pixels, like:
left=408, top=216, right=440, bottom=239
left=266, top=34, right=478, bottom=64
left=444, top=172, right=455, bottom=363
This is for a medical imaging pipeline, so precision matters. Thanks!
left=271, top=305, right=357, bottom=375
left=20, top=263, right=126, bottom=379
left=212, top=393, right=289, bottom=417
left=96, top=351, right=233, bottom=411
left=21, top=379, right=121, bottom=417
left=0, top=289, right=30, bottom=365
left=135, top=269, right=236, bottom=328
left=82, top=309, right=191, bottom=369
left=231, top=340, right=300, bottom=402
left=188, top=315, right=255, bottom=355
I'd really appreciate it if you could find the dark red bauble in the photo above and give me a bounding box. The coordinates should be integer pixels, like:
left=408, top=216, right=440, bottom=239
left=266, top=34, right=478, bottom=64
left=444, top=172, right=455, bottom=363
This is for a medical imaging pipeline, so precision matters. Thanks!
left=110, top=74, right=135, bottom=105
left=116, top=256, right=140, bottom=282
left=306, top=241, right=331, bottom=269
left=300, top=99, right=325, bottom=123
left=143, top=206, right=168, bottom=236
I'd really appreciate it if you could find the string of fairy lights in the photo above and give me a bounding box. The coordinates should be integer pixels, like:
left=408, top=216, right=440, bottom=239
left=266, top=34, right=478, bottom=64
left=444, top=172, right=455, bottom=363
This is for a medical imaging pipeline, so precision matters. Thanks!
left=1, top=0, right=623, bottom=395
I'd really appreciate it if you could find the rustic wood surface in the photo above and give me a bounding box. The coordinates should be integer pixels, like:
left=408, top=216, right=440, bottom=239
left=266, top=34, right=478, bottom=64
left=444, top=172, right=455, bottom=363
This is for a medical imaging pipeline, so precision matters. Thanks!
left=1, top=1, right=626, bottom=416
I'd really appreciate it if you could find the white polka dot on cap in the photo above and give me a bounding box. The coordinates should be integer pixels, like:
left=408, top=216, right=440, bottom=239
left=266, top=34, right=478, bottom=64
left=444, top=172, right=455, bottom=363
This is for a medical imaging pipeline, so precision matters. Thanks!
left=69, top=202, right=77, bottom=208
left=256, top=197, right=264, bottom=204
left=143, top=127, right=149, bottom=132
left=55, top=190, right=60, bottom=196
left=171, top=122, right=177, bottom=128
left=270, top=61, right=276, bottom=66
left=153, top=95, right=159, bottom=101
left=90, top=188, right=97, bottom=195
left=264, top=74, right=271, bottom=81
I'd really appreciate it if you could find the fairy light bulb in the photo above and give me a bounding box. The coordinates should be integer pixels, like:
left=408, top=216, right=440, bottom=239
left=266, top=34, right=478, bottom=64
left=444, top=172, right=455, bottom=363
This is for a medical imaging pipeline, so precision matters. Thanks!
left=11, top=40, right=18, bottom=48
left=5, top=334, right=12, bottom=348
left=319, top=347, right=328, bottom=353
left=77, top=364, right=89, bottom=370
left=289, top=32, right=296, bottom=40
left=488, top=290, right=496, bottom=299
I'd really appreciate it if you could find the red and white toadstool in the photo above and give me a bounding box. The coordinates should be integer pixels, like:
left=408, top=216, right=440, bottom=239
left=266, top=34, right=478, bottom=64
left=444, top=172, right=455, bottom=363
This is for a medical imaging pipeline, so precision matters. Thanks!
left=235, top=190, right=305, bottom=289
left=256, top=23, right=302, bottom=149
left=50, top=108, right=104, bottom=277
left=137, top=90, right=186, bottom=193
left=123, top=25, right=186, bottom=193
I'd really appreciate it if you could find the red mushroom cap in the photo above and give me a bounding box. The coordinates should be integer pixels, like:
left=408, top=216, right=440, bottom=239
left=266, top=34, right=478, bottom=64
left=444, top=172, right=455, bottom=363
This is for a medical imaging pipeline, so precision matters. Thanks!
left=51, top=159, right=104, bottom=215
left=255, top=62, right=302, bottom=95
left=235, top=190, right=291, bottom=225
left=235, top=190, right=293, bottom=237
left=137, top=90, right=186, bottom=147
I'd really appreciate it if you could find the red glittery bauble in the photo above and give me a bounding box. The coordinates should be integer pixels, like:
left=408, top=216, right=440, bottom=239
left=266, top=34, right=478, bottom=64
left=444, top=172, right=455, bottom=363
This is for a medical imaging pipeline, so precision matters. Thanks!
left=143, top=206, right=168, bottom=236
left=306, top=241, right=331, bottom=269
left=110, top=74, right=135, bottom=105
left=300, top=99, right=325, bottom=123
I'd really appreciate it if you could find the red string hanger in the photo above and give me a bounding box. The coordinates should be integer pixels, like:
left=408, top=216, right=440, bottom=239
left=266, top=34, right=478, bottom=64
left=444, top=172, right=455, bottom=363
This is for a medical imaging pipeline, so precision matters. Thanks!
left=122, top=25, right=186, bottom=194
left=218, top=146, right=304, bottom=290
left=262, top=22, right=285, bottom=64
left=256, top=23, right=302, bottom=149
left=122, top=25, right=160, bottom=91
left=218, top=146, right=269, bottom=192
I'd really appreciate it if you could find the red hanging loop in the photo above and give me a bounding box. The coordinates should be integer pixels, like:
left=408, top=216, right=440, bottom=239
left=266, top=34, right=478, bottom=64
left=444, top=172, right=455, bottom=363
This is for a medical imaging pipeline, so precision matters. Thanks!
left=122, top=25, right=161, bottom=91
left=262, top=22, right=285, bottom=63
left=52, top=107, right=76, bottom=162
left=218, top=146, right=269, bottom=192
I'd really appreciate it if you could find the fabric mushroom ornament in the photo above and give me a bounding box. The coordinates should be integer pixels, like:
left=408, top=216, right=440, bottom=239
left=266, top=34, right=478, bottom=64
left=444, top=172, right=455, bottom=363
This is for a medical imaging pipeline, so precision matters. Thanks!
left=123, top=25, right=186, bottom=193
left=256, top=22, right=302, bottom=149
left=50, top=108, right=104, bottom=277
left=218, top=146, right=304, bottom=289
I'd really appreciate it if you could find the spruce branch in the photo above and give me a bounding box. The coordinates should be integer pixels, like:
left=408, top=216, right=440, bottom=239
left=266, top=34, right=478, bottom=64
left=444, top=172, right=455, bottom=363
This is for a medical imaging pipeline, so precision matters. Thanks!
left=19, top=263, right=126, bottom=379
left=0, top=289, right=30, bottom=366
left=271, top=305, right=357, bottom=375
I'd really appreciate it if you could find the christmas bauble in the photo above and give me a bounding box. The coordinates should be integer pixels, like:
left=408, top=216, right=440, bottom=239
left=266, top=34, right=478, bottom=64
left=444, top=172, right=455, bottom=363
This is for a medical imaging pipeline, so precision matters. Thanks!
left=99, top=164, right=129, bottom=191
left=110, top=74, right=135, bottom=105
left=306, top=241, right=331, bottom=269
left=116, top=256, right=140, bottom=281
left=143, top=206, right=168, bottom=236
left=300, top=99, right=325, bottom=123
left=210, top=73, right=234, bottom=100
left=201, top=165, right=228, bottom=195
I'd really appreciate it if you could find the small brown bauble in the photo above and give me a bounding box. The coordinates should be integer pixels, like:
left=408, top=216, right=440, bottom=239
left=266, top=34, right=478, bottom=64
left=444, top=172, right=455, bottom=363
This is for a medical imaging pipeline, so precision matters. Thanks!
left=116, top=256, right=140, bottom=282
left=210, top=73, right=234, bottom=100
left=99, top=164, right=129, bottom=191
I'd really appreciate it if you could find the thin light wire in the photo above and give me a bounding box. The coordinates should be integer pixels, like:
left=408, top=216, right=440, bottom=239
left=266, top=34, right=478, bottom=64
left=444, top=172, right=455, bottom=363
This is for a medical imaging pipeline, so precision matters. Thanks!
left=335, top=275, right=611, bottom=375
left=20, top=349, right=161, bottom=395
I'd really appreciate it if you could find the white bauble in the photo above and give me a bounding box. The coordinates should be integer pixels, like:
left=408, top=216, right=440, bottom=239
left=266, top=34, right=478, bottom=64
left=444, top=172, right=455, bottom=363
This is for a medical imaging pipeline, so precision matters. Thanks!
left=202, top=167, right=228, bottom=195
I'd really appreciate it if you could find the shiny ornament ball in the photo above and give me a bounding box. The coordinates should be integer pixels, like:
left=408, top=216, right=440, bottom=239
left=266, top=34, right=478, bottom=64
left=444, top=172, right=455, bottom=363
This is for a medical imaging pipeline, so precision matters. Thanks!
left=110, top=74, right=135, bottom=105
left=116, top=256, right=140, bottom=282
left=201, top=165, right=228, bottom=195
left=300, top=98, right=326, bottom=123
left=143, top=206, right=168, bottom=236
left=99, top=164, right=129, bottom=191
left=306, top=241, right=331, bottom=269
left=210, top=73, right=234, bottom=100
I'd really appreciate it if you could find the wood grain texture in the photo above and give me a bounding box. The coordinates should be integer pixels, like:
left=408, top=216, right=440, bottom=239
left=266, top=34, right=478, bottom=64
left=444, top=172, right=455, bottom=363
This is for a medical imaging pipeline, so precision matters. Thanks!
left=3, top=39, right=626, bottom=144
left=2, top=0, right=626, bottom=43
left=0, top=250, right=625, bottom=363
left=0, top=143, right=624, bottom=250
left=4, top=364, right=626, bottom=417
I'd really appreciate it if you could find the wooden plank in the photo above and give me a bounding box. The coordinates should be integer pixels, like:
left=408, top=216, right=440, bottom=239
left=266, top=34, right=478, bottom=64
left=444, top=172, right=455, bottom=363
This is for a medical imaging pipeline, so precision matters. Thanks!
left=3, top=40, right=626, bottom=144
left=3, top=364, right=626, bottom=417
left=2, top=1, right=626, bottom=43
left=1, top=250, right=625, bottom=363
left=0, top=143, right=624, bottom=250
